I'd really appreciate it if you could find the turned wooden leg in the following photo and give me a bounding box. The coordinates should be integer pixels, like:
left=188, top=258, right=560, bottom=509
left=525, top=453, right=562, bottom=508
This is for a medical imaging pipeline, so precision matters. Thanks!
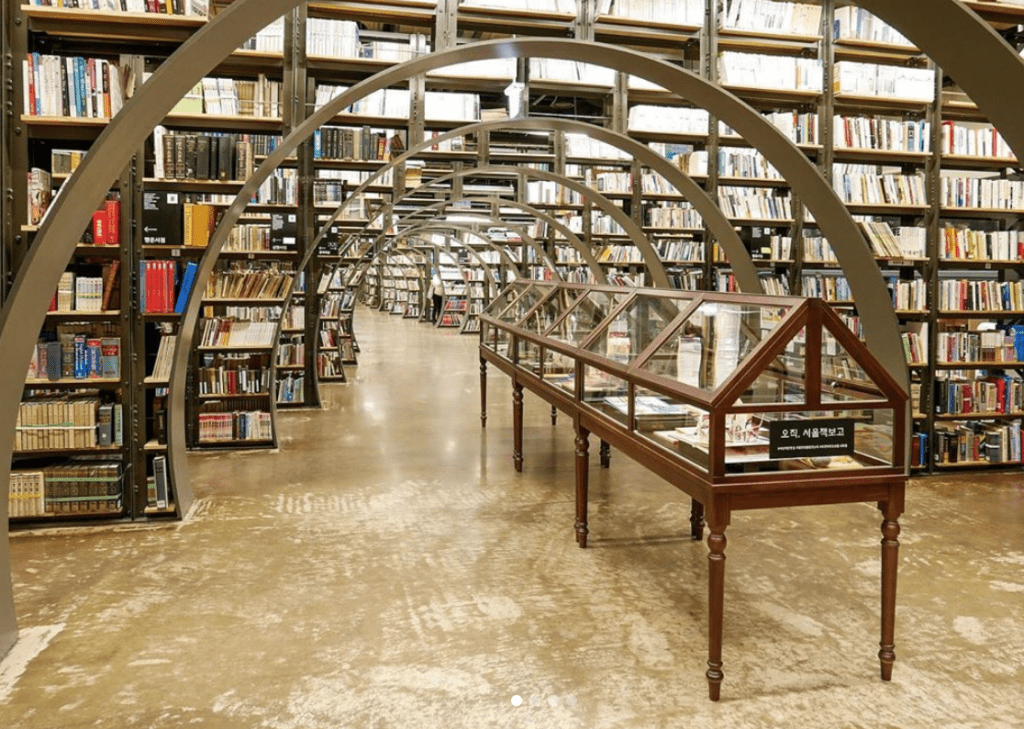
left=551, top=405, right=557, bottom=426
left=706, top=524, right=727, bottom=701
left=599, top=439, right=611, bottom=468
left=480, top=358, right=487, bottom=429
left=879, top=502, right=902, bottom=681
left=512, top=381, right=524, bottom=472
left=690, top=500, right=705, bottom=541
left=574, top=424, right=590, bottom=548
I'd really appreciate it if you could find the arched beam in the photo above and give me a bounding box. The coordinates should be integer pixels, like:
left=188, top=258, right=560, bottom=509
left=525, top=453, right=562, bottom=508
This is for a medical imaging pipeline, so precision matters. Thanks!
left=342, top=165, right=671, bottom=286
left=312, top=117, right=759, bottom=292
left=0, top=0, right=305, bottom=660
left=373, top=196, right=607, bottom=283
left=360, top=203, right=565, bottom=285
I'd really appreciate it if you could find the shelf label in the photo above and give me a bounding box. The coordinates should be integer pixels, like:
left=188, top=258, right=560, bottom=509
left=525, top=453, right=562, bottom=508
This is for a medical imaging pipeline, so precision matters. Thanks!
left=171, top=248, right=181, bottom=258
left=768, top=418, right=855, bottom=460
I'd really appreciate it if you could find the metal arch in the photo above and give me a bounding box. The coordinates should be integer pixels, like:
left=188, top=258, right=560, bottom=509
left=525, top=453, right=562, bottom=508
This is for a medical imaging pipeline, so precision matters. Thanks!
left=372, top=195, right=608, bottom=283
left=364, top=209, right=562, bottom=284
left=393, top=223, right=526, bottom=281
left=310, top=116, right=760, bottom=293
left=0, top=0, right=305, bottom=661
left=858, top=0, right=1024, bottom=166
left=344, top=164, right=672, bottom=286
left=401, top=230, right=505, bottom=291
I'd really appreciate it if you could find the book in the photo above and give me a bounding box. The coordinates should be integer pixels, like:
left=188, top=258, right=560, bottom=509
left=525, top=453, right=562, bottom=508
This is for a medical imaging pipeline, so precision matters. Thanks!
left=174, top=262, right=199, bottom=313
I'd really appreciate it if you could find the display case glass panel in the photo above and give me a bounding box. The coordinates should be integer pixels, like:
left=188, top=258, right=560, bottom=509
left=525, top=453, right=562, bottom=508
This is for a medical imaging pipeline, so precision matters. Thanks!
left=498, top=283, right=553, bottom=325
left=520, top=287, right=583, bottom=336
left=821, top=331, right=887, bottom=403
left=484, top=281, right=535, bottom=321
left=549, top=289, right=630, bottom=347
left=584, top=293, right=693, bottom=368
left=643, top=301, right=793, bottom=390
left=582, top=365, right=629, bottom=426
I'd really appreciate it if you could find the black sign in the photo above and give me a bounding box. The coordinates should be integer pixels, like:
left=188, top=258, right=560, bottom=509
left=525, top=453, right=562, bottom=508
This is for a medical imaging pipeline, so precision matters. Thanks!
left=142, top=191, right=182, bottom=247
left=319, top=224, right=342, bottom=256
left=768, top=419, right=855, bottom=460
left=270, top=212, right=298, bottom=251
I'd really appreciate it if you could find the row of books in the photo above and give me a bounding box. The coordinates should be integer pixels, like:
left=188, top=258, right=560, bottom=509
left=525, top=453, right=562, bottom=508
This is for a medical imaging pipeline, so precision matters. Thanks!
left=51, top=148, right=86, bottom=175
left=941, top=122, right=1015, bottom=160
left=8, top=462, right=123, bottom=520
left=317, top=351, right=342, bottom=379
left=718, top=52, right=822, bottom=92
left=27, top=332, right=120, bottom=382
left=717, top=187, right=793, bottom=221
left=721, top=0, right=821, bottom=36
left=197, top=410, right=273, bottom=442
left=833, top=62, right=935, bottom=102
left=51, top=267, right=118, bottom=312
left=226, top=223, right=272, bottom=252
left=885, top=276, right=928, bottom=311
left=276, top=339, right=305, bottom=367
left=22, top=53, right=124, bottom=119
left=647, top=203, right=702, bottom=229
left=526, top=181, right=582, bottom=206
left=314, top=126, right=406, bottom=162
left=902, top=326, right=928, bottom=364
left=834, top=116, right=930, bottom=153
left=939, top=228, right=1024, bottom=262
left=276, top=374, right=305, bottom=404
left=937, top=331, right=1021, bottom=364
left=15, top=398, right=122, bottom=451
left=195, top=365, right=270, bottom=396
left=933, top=421, right=1023, bottom=465
left=939, top=177, right=1024, bottom=211
left=597, top=246, right=643, bottom=264
left=592, top=172, right=632, bottom=194
left=598, top=0, right=703, bottom=25
left=938, top=279, right=1024, bottom=313
left=833, top=6, right=912, bottom=46
left=198, top=318, right=278, bottom=348
left=859, top=222, right=927, bottom=260
left=935, top=376, right=1023, bottom=416
left=174, top=75, right=282, bottom=119
left=282, top=305, right=304, bottom=330
left=140, top=260, right=197, bottom=313
left=153, top=129, right=256, bottom=181
left=23, top=0, right=207, bottom=15
left=204, top=267, right=293, bottom=301
left=149, top=334, right=177, bottom=381
left=832, top=165, right=927, bottom=207
left=676, top=149, right=783, bottom=181
left=314, top=86, right=481, bottom=122
left=800, top=274, right=851, bottom=303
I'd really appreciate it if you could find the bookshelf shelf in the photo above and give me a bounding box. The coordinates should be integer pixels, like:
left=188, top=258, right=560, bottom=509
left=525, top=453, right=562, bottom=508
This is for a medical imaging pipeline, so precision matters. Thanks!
left=24, top=378, right=121, bottom=389
left=935, top=412, right=1024, bottom=421
left=45, top=309, right=122, bottom=319
left=201, top=298, right=288, bottom=305
left=833, top=94, right=932, bottom=113
left=197, top=345, right=276, bottom=352
left=162, top=113, right=284, bottom=133
left=721, top=84, right=822, bottom=105
left=144, top=440, right=167, bottom=452
left=940, top=154, right=1019, bottom=170
left=12, top=446, right=124, bottom=459
left=937, top=311, right=1024, bottom=318
left=198, top=392, right=271, bottom=400
left=832, top=148, right=931, bottom=165
left=935, top=361, right=1024, bottom=369
left=940, top=207, right=1024, bottom=218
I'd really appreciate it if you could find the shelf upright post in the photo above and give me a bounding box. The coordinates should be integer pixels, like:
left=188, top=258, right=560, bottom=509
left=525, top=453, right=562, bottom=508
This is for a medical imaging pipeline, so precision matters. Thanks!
left=701, top=0, right=720, bottom=293
left=288, top=8, right=320, bottom=409
left=435, top=0, right=458, bottom=52
left=7, top=3, right=28, bottom=276
left=552, top=130, right=566, bottom=262
left=609, top=71, right=628, bottom=136
left=1, top=3, right=10, bottom=303
left=922, top=60, right=945, bottom=473
left=574, top=0, right=595, bottom=42
left=409, top=73, right=426, bottom=148
left=127, top=148, right=147, bottom=519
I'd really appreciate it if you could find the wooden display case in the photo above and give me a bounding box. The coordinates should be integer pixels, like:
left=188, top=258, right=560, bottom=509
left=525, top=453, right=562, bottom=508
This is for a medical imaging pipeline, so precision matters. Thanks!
left=479, top=280, right=908, bottom=701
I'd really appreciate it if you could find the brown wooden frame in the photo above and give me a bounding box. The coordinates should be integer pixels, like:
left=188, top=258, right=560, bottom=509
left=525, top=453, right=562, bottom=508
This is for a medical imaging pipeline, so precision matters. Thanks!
left=479, top=280, right=908, bottom=701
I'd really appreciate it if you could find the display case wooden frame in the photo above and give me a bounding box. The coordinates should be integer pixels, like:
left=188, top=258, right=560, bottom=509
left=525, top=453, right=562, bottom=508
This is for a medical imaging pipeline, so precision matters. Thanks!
left=479, top=280, right=908, bottom=701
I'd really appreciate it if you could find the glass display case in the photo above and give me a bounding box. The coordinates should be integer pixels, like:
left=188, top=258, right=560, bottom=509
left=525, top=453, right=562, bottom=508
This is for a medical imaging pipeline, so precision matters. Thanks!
left=479, top=280, right=908, bottom=702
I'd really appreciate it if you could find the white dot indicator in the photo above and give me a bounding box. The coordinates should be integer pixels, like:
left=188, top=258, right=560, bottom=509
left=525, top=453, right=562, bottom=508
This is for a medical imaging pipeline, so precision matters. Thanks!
left=548, top=695, right=559, bottom=707
left=565, top=694, right=578, bottom=707
left=530, top=694, right=542, bottom=706
left=511, top=695, right=522, bottom=707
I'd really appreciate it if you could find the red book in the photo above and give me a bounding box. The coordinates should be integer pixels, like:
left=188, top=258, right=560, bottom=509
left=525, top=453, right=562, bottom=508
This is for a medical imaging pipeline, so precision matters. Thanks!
left=92, top=210, right=107, bottom=245
left=105, top=198, right=120, bottom=246
left=146, top=261, right=158, bottom=313
left=48, top=291, right=57, bottom=312
left=165, top=261, right=176, bottom=313
left=26, top=54, right=36, bottom=117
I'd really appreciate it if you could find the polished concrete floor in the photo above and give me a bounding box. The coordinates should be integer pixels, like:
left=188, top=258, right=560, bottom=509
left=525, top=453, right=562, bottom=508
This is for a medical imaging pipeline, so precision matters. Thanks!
left=1, top=308, right=1023, bottom=728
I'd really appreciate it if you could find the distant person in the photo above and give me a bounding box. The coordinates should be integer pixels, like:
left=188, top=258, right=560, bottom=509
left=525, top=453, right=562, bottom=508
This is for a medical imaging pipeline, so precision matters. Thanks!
left=429, top=269, right=444, bottom=323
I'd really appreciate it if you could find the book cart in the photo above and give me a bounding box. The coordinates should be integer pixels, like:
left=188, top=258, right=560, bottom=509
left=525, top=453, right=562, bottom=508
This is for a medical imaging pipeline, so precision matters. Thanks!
left=478, top=280, right=908, bottom=700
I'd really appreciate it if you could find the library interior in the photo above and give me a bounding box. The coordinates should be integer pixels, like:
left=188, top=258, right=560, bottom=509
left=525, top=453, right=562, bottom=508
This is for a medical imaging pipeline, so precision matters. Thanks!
left=0, top=1, right=1022, bottom=727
